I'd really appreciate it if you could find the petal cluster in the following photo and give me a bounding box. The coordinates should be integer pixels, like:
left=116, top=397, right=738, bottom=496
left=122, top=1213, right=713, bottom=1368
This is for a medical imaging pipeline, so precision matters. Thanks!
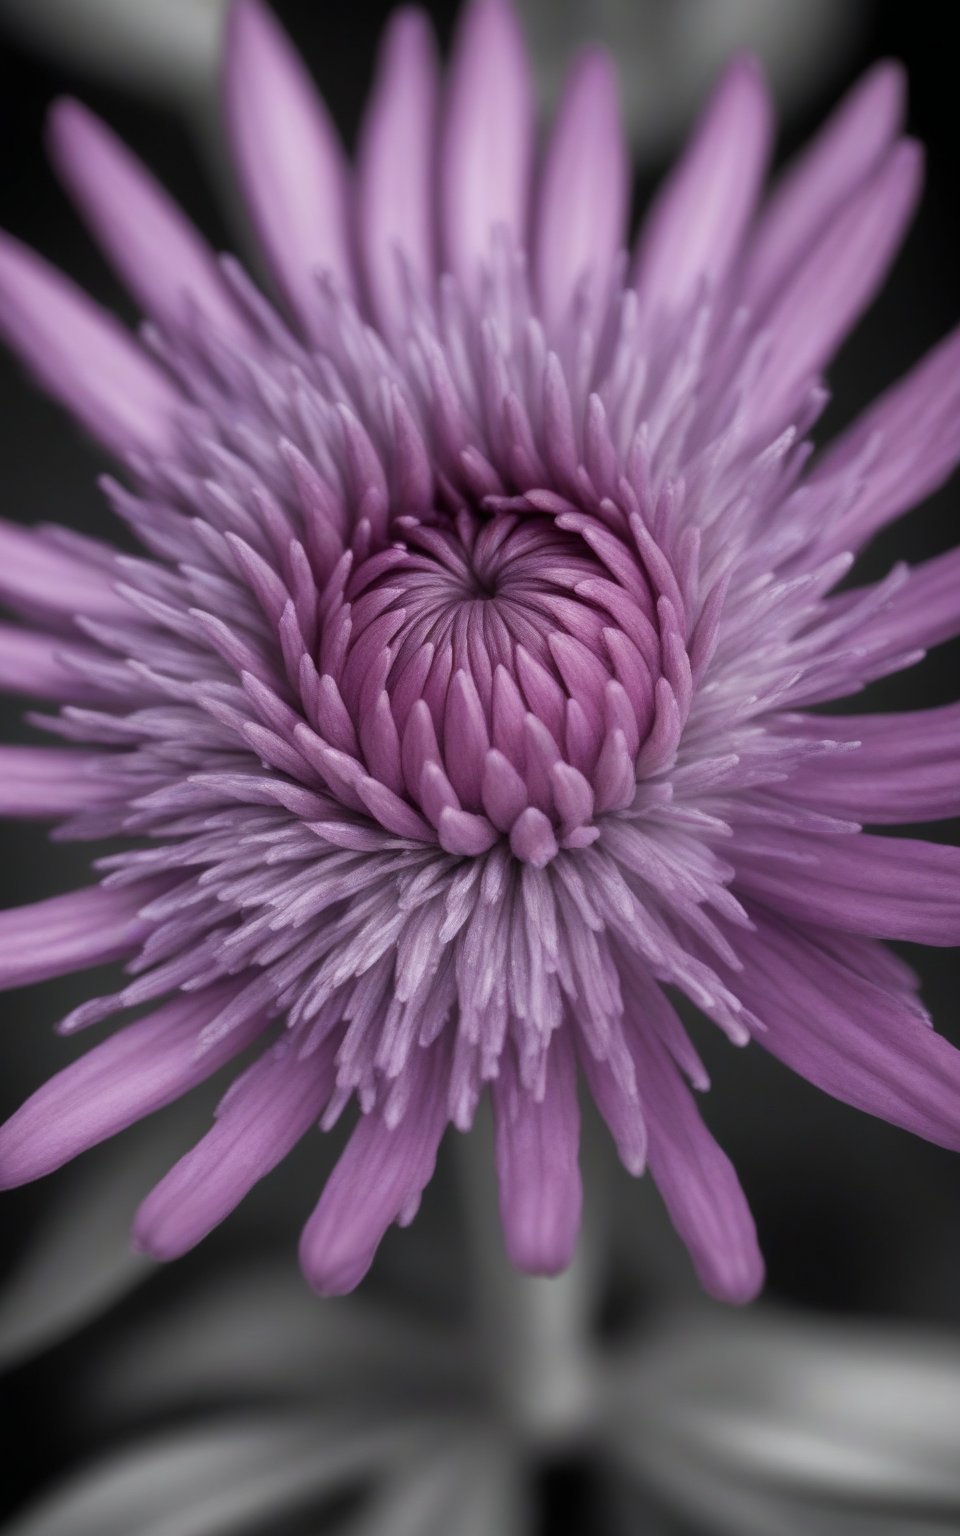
left=0, top=0, right=958, bottom=1302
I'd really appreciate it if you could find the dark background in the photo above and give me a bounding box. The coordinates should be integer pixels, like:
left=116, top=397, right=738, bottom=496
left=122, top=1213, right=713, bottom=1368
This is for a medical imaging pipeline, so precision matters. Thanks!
left=0, top=2, right=958, bottom=1530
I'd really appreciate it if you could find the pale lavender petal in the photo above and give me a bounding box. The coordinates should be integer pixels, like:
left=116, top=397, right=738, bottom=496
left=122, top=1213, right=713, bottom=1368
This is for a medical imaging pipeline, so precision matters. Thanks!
left=223, top=0, right=354, bottom=336
left=632, top=55, right=773, bottom=314
left=744, top=61, right=905, bottom=309
left=440, top=0, right=534, bottom=292
left=299, top=1048, right=448, bottom=1295
left=133, top=1039, right=337, bottom=1260
left=356, top=7, right=438, bottom=334
left=0, top=746, right=113, bottom=819
left=0, top=984, right=269, bottom=1188
left=630, top=1022, right=763, bottom=1305
left=0, top=883, right=155, bottom=991
left=533, top=48, right=629, bottom=333
left=491, top=1029, right=582, bottom=1274
left=47, top=99, right=243, bottom=335
left=0, top=232, right=180, bottom=457
left=734, top=914, right=960, bottom=1151
left=747, top=141, right=923, bottom=436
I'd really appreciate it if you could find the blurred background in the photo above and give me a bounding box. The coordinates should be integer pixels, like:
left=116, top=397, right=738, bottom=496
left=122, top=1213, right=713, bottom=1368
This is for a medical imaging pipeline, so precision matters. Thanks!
left=0, top=1, right=959, bottom=1531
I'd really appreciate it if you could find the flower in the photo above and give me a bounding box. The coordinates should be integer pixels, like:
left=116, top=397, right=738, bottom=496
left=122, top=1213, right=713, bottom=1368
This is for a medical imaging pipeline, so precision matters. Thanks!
left=0, top=0, right=958, bottom=1303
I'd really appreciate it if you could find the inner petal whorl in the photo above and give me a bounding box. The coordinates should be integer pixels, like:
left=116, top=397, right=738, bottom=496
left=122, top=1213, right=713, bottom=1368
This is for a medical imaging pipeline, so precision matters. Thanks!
left=326, top=510, right=659, bottom=861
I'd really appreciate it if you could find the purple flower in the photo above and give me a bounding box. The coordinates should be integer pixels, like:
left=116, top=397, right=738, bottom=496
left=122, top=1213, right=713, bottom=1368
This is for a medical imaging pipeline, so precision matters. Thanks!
left=0, top=0, right=957, bottom=1304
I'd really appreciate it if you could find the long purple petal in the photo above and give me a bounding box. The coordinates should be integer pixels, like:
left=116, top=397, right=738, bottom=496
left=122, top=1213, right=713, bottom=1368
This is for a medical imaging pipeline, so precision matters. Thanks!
left=133, top=1038, right=337, bottom=1259
left=0, top=232, right=180, bottom=458
left=733, top=830, right=960, bottom=945
left=630, top=1020, right=763, bottom=1305
left=784, top=705, right=960, bottom=823
left=440, top=0, right=534, bottom=293
left=744, top=61, right=905, bottom=309
left=299, top=1047, right=448, bottom=1295
left=812, top=321, right=960, bottom=556
left=223, top=0, right=354, bottom=337
left=734, top=913, right=960, bottom=1152
left=746, top=141, right=922, bottom=437
left=356, top=7, right=438, bottom=335
left=0, top=983, right=269, bottom=1188
left=533, top=48, right=628, bottom=333
left=491, top=1030, right=582, bottom=1274
left=47, top=100, right=243, bottom=336
left=632, top=55, right=772, bottom=315
left=0, top=882, right=156, bottom=991
left=0, top=746, right=113, bottom=819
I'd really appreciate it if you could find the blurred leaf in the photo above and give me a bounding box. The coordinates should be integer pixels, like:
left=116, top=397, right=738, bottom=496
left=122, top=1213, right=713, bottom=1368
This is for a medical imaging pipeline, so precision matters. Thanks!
left=1, top=1412, right=447, bottom=1536
left=0, top=1102, right=214, bottom=1368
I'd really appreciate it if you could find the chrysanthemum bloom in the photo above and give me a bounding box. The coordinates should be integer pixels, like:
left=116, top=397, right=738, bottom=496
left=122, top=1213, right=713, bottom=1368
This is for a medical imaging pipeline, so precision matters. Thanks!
left=0, top=0, right=959, bottom=1303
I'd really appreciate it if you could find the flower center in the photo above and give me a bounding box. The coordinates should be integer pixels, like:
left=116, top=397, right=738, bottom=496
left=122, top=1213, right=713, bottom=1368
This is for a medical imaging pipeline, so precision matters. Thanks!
left=323, top=510, right=659, bottom=860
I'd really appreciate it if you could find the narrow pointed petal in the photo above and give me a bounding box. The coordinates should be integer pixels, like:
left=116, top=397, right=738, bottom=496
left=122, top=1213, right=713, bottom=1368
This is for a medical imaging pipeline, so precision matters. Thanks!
left=0, top=985, right=269, bottom=1188
left=492, top=1031, right=582, bottom=1274
left=534, top=49, right=629, bottom=333
left=357, top=7, right=439, bottom=334
left=631, top=1023, right=763, bottom=1304
left=223, top=0, right=354, bottom=337
left=0, top=746, right=112, bottom=819
left=440, top=0, right=534, bottom=292
left=813, top=321, right=960, bottom=556
left=734, top=830, right=960, bottom=946
left=300, top=1049, right=448, bottom=1295
left=47, top=99, right=242, bottom=335
left=0, top=232, right=180, bottom=457
left=0, top=883, right=154, bottom=991
left=133, top=1040, right=337, bottom=1259
left=632, top=56, right=773, bottom=315
left=734, top=914, right=960, bottom=1152
left=747, top=142, right=923, bottom=436
left=744, top=61, right=905, bottom=308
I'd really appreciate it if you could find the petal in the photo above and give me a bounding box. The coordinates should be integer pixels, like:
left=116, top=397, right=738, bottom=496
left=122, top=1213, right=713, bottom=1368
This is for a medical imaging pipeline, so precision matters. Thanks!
left=533, top=48, right=629, bottom=333
left=223, top=0, right=354, bottom=337
left=784, top=704, right=960, bottom=823
left=0, top=983, right=269, bottom=1188
left=812, top=321, right=960, bottom=557
left=744, top=61, right=905, bottom=309
left=0, top=882, right=154, bottom=992
left=133, top=1039, right=337, bottom=1260
left=732, top=912, right=960, bottom=1152
left=299, top=1047, right=449, bottom=1295
left=356, top=7, right=439, bottom=334
left=632, top=56, right=773, bottom=315
left=0, top=520, right=128, bottom=626
left=440, top=0, right=534, bottom=292
left=746, top=141, right=923, bottom=437
left=0, top=232, right=180, bottom=458
left=47, top=99, right=243, bottom=336
left=491, top=1029, right=582, bottom=1274
left=733, top=829, right=960, bottom=946
left=0, top=623, right=106, bottom=701
left=629, top=1020, right=763, bottom=1304
left=0, top=746, right=113, bottom=819
left=846, top=544, right=960, bottom=660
